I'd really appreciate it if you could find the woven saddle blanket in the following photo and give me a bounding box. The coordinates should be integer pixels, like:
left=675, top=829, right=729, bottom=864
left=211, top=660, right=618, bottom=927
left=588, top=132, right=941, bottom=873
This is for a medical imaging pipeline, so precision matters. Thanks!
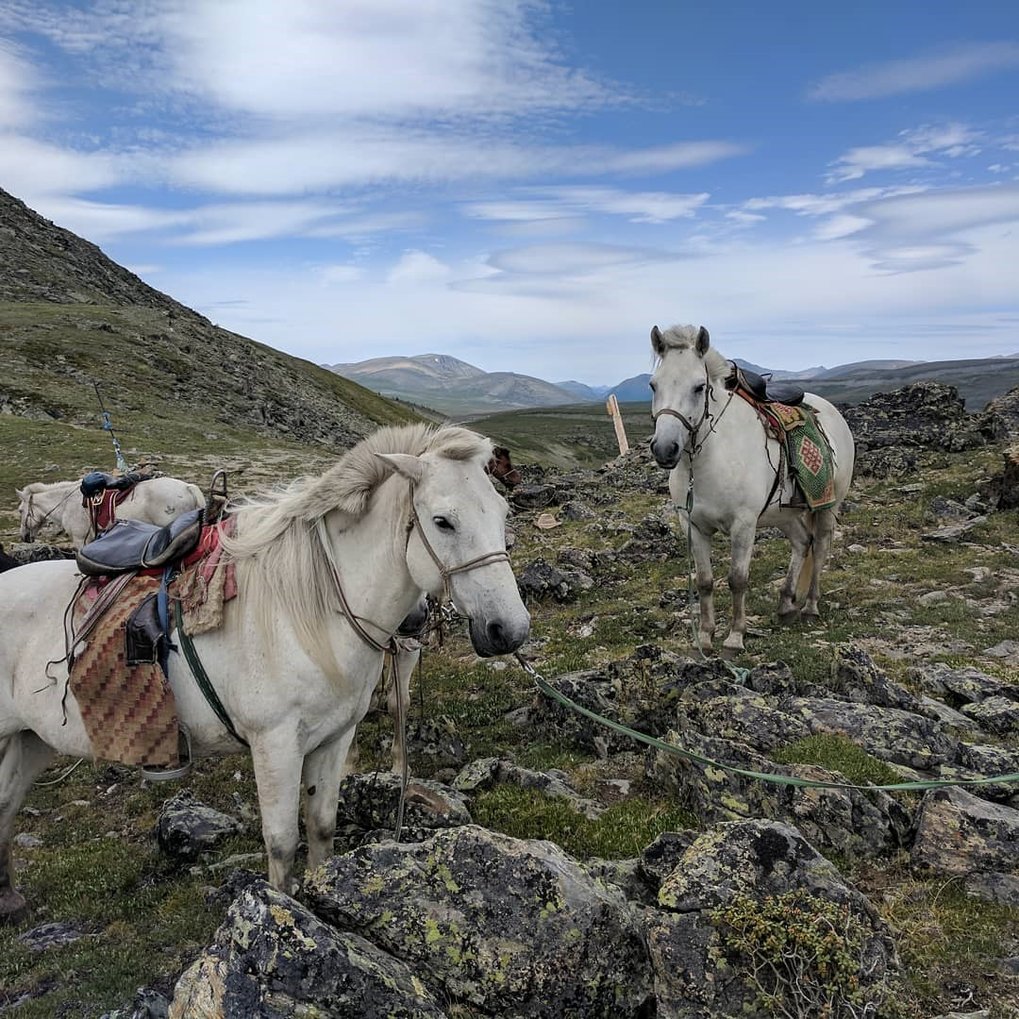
left=68, top=520, right=238, bottom=768
left=70, top=573, right=180, bottom=767
left=744, top=397, right=837, bottom=511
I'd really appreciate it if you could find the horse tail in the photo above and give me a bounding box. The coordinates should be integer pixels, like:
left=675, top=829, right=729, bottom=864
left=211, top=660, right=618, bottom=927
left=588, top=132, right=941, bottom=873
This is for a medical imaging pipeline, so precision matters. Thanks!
left=795, top=506, right=836, bottom=601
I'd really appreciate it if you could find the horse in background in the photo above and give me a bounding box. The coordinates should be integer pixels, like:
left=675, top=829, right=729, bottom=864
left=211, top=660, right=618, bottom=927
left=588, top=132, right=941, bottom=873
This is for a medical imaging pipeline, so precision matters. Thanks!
left=16, top=475, right=205, bottom=548
left=0, top=423, right=529, bottom=912
left=649, top=324, right=854, bottom=656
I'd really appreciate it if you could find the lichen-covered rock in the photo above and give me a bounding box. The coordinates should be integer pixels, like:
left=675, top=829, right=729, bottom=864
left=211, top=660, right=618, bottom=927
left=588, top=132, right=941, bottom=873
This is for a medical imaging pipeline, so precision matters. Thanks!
left=517, top=558, right=593, bottom=602
left=682, top=686, right=811, bottom=752
left=335, top=773, right=471, bottom=845
left=909, top=663, right=1016, bottom=705
left=156, top=792, right=243, bottom=862
left=782, top=696, right=958, bottom=769
left=452, top=758, right=604, bottom=819
left=961, top=696, right=1019, bottom=735
left=646, top=820, right=896, bottom=1019
left=169, top=881, right=445, bottom=1018
left=638, top=831, right=700, bottom=894
left=304, top=825, right=654, bottom=1017
left=649, top=729, right=910, bottom=857
left=911, top=787, right=1019, bottom=898
left=831, top=647, right=921, bottom=711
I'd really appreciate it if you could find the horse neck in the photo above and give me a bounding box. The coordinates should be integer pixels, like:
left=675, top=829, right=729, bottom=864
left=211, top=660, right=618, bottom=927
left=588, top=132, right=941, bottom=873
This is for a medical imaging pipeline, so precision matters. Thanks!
left=695, top=383, right=761, bottom=461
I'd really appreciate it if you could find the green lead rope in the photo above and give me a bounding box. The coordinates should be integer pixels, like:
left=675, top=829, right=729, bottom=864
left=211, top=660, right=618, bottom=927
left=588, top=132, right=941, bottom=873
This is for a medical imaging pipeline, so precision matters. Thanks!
left=173, top=599, right=249, bottom=747
left=527, top=667, right=1019, bottom=793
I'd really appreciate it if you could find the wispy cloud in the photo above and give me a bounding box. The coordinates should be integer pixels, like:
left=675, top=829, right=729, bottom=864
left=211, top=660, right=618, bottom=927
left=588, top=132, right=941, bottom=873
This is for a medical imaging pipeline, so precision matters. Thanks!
left=810, top=41, right=1019, bottom=101
left=826, top=123, right=982, bottom=183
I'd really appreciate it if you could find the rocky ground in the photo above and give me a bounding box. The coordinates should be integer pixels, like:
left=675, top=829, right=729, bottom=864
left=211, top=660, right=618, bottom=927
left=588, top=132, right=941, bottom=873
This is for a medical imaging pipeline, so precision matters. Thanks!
left=2, top=380, right=1019, bottom=1018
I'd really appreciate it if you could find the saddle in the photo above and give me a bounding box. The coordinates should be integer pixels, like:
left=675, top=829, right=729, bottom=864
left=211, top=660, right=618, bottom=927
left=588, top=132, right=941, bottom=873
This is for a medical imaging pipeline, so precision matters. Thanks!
left=77, top=509, right=205, bottom=576
left=80, top=470, right=152, bottom=500
left=727, top=363, right=805, bottom=407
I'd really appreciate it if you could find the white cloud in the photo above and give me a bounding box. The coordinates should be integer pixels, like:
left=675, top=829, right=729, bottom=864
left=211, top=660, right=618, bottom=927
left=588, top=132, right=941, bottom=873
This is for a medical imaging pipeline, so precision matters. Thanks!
left=0, top=135, right=120, bottom=201
left=464, top=187, right=710, bottom=225
left=0, top=39, right=34, bottom=127
left=810, top=41, right=1019, bottom=101
left=827, top=123, right=981, bottom=183
left=487, top=242, right=683, bottom=276
left=386, top=250, right=451, bottom=285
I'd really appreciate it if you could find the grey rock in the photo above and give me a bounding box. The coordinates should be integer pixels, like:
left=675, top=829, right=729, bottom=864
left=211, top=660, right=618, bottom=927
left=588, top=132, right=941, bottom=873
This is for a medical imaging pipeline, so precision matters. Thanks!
left=830, top=646, right=922, bottom=710
left=18, top=921, right=86, bottom=951
left=638, top=830, right=700, bottom=894
left=156, top=791, right=243, bottom=862
left=452, top=758, right=604, bottom=819
left=305, top=825, right=654, bottom=1018
left=961, top=695, right=1019, bottom=735
left=170, top=881, right=446, bottom=1018
left=782, top=696, right=958, bottom=769
left=517, top=558, right=593, bottom=602
left=912, top=787, right=1019, bottom=887
left=911, top=663, right=1016, bottom=705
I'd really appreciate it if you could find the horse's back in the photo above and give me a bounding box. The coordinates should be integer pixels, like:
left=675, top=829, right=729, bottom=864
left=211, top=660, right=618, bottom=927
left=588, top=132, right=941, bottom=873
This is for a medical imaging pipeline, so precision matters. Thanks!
left=123, top=476, right=204, bottom=524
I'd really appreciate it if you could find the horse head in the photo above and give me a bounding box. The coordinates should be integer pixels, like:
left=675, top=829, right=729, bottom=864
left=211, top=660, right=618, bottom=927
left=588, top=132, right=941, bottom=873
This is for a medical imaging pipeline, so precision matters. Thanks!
left=486, top=446, right=522, bottom=489
left=649, top=323, right=714, bottom=469
left=376, top=444, right=530, bottom=658
left=15, top=488, right=36, bottom=543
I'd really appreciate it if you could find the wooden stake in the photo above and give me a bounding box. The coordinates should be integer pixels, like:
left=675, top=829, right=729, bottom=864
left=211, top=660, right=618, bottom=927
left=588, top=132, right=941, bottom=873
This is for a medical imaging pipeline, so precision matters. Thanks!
left=606, top=393, right=629, bottom=455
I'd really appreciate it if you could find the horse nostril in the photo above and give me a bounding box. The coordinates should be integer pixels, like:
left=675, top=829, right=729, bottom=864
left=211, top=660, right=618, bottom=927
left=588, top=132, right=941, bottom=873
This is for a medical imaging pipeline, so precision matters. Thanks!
left=486, top=621, right=507, bottom=652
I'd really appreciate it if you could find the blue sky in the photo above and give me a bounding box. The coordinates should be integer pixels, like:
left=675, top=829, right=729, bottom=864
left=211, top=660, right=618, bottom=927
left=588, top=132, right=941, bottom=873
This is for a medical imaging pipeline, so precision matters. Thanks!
left=1, top=1, right=1018, bottom=385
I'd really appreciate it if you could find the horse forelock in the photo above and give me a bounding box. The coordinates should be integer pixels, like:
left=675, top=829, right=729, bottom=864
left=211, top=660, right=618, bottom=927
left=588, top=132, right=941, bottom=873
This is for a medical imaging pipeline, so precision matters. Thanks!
left=655, top=326, right=729, bottom=383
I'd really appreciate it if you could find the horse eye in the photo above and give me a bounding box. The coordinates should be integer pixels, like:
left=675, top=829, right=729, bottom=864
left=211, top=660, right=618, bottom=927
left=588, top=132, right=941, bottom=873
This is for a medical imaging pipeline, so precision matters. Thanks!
left=433, top=516, right=455, bottom=532
left=649, top=380, right=657, bottom=393
left=693, top=383, right=705, bottom=394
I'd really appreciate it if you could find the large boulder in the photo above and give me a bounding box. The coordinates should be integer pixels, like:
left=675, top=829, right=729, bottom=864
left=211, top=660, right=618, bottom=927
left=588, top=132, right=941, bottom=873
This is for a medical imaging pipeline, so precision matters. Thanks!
left=304, top=825, right=653, bottom=1017
left=170, top=881, right=447, bottom=1018
left=645, top=820, right=897, bottom=1019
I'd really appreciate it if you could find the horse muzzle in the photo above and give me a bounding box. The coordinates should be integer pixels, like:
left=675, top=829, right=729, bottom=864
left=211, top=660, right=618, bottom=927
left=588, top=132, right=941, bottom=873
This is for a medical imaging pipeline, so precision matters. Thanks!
left=650, top=436, right=681, bottom=470
left=469, top=613, right=531, bottom=658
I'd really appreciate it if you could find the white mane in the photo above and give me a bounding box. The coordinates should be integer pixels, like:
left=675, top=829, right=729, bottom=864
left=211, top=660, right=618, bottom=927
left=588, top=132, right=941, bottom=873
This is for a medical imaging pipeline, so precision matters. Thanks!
left=220, top=423, right=493, bottom=680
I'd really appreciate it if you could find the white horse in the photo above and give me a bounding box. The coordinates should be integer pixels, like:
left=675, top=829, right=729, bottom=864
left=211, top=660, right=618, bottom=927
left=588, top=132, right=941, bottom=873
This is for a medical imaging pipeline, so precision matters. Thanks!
left=16, top=476, right=206, bottom=547
left=649, top=324, right=854, bottom=656
left=0, top=423, right=529, bottom=913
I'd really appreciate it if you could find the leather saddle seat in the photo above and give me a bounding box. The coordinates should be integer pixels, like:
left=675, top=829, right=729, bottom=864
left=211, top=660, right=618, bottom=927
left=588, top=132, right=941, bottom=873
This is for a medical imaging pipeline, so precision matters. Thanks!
left=80, top=470, right=151, bottom=500
left=729, top=364, right=805, bottom=407
left=77, top=509, right=205, bottom=576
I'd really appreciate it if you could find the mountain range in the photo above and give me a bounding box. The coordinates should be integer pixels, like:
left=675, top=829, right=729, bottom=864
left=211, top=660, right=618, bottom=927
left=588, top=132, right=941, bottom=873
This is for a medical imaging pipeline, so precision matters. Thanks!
left=333, top=350, right=1019, bottom=416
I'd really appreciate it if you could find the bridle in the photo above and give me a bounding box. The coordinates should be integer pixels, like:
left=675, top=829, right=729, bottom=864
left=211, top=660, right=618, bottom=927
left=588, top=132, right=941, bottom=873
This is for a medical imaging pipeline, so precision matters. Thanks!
left=324, top=480, right=511, bottom=655
left=651, top=367, right=722, bottom=458
left=404, top=481, right=511, bottom=606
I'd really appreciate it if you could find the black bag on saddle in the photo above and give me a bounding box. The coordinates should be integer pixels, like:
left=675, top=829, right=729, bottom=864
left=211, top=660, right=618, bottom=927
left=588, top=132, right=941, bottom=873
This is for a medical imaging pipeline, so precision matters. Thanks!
left=76, top=509, right=205, bottom=576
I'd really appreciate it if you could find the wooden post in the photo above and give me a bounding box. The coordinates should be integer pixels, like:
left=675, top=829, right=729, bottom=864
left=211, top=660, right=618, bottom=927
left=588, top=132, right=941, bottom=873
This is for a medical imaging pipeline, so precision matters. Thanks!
left=606, top=394, right=629, bottom=456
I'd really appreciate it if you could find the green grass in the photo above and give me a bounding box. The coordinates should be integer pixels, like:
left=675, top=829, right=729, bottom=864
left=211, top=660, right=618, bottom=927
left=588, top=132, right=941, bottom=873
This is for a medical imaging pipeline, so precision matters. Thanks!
left=773, top=733, right=908, bottom=788
left=471, top=786, right=696, bottom=860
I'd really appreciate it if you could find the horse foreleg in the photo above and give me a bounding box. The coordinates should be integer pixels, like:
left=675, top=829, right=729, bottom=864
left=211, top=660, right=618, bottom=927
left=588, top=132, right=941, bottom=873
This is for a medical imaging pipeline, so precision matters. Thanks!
left=0, top=732, right=56, bottom=919
left=249, top=727, right=304, bottom=893
left=302, top=731, right=357, bottom=875
left=688, top=523, right=716, bottom=651
left=802, top=507, right=837, bottom=621
left=721, top=520, right=756, bottom=657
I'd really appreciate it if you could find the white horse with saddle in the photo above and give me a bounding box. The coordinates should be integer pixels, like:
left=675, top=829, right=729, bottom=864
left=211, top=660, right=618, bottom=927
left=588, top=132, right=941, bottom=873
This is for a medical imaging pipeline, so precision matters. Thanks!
left=649, top=324, right=854, bottom=656
left=16, top=475, right=205, bottom=547
left=0, top=423, right=529, bottom=914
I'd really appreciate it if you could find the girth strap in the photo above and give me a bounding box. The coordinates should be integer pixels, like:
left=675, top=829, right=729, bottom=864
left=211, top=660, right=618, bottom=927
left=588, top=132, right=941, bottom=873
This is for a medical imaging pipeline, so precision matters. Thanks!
left=173, top=599, right=248, bottom=747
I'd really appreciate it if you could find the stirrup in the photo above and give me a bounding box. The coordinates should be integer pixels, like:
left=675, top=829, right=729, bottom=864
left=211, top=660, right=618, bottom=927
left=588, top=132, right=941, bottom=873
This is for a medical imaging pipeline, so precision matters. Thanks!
left=140, top=727, right=193, bottom=782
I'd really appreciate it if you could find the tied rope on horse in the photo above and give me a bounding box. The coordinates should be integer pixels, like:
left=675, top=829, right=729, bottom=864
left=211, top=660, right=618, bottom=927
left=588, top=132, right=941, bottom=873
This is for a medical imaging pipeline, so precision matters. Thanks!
left=61, top=498, right=239, bottom=773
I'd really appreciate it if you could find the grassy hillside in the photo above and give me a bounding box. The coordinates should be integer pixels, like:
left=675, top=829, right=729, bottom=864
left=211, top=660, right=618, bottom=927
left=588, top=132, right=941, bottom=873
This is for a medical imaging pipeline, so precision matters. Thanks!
left=467, top=401, right=652, bottom=468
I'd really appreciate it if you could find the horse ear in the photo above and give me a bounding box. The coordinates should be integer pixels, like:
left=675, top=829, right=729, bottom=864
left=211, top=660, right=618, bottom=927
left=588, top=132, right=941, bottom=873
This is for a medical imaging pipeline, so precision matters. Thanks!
left=374, top=452, right=425, bottom=483
left=651, top=325, right=664, bottom=356
left=695, top=326, right=710, bottom=355
left=14, top=488, right=24, bottom=501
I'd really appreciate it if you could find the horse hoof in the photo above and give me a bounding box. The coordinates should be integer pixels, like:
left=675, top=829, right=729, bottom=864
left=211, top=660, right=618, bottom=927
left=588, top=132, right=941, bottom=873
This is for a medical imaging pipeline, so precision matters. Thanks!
left=801, top=610, right=821, bottom=624
left=0, top=887, right=28, bottom=923
left=719, top=645, right=742, bottom=661
left=777, top=608, right=801, bottom=626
